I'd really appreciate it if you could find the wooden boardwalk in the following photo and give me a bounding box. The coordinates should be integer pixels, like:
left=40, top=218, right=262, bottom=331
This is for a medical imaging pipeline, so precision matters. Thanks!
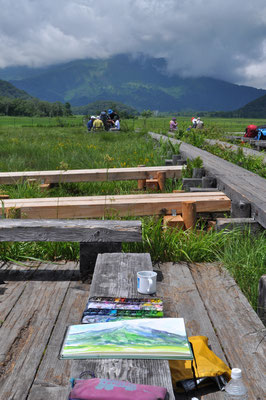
left=0, top=260, right=265, bottom=399
left=149, top=132, right=266, bottom=228
left=205, top=139, right=266, bottom=163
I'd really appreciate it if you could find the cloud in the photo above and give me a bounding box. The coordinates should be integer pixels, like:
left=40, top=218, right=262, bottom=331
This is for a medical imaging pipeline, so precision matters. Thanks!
left=1, top=0, right=266, bottom=87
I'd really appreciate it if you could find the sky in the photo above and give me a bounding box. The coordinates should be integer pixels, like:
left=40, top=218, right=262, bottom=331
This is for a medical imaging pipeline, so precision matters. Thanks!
left=1, top=0, right=266, bottom=88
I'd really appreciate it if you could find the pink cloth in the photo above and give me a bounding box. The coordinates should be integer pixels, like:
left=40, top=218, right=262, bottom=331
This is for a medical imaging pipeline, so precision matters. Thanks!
left=169, top=120, right=177, bottom=130
left=69, top=378, right=167, bottom=400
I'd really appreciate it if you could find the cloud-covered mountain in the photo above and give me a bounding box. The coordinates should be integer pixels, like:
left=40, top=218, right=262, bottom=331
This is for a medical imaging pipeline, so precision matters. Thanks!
left=1, top=55, right=265, bottom=112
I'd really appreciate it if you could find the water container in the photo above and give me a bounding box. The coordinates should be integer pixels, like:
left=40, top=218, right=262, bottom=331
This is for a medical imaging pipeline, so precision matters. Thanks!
left=224, top=368, right=248, bottom=399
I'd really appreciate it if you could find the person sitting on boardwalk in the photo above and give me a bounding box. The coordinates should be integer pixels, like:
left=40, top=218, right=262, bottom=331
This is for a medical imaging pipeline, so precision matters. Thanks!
left=87, top=116, right=96, bottom=132
left=169, top=117, right=178, bottom=131
left=93, top=116, right=104, bottom=131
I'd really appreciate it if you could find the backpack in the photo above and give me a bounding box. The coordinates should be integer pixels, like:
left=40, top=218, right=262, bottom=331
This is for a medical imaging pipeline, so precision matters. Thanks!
left=244, top=124, right=257, bottom=138
left=256, top=125, right=266, bottom=140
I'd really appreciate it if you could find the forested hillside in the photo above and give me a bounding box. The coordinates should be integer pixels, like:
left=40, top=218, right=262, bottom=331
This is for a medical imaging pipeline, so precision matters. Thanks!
left=0, top=79, right=31, bottom=99
left=1, top=55, right=265, bottom=112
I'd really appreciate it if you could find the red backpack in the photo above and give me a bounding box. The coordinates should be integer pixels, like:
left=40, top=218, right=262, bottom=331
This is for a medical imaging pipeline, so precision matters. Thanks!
left=244, top=125, right=258, bottom=138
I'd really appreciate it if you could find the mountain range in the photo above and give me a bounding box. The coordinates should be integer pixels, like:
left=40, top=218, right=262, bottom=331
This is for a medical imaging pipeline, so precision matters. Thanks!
left=1, top=54, right=266, bottom=112
left=0, top=79, right=32, bottom=100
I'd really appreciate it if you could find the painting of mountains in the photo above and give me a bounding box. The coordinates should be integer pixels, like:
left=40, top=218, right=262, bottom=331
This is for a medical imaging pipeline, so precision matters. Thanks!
left=60, top=318, right=193, bottom=360
left=1, top=54, right=265, bottom=112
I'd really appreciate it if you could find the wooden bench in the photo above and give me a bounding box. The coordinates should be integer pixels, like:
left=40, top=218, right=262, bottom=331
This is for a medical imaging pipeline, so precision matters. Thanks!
left=0, top=219, right=142, bottom=280
left=2, top=192, right=231, bottom=219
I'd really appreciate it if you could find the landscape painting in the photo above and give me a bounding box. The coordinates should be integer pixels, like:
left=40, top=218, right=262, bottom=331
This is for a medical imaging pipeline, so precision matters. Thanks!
left=60, top=318, right=193, bottom=360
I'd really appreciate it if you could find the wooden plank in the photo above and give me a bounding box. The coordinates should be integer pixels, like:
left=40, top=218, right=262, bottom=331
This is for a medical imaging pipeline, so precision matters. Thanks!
left=148, top=132, right=266, bottom=228
left=0, top=263, right=36, bottom=325
left=258, top=275, right=266, bottom=326
left=205, top=139, right=266, bottom=163
left=2, top=193, right=231, bottom=219
left=215, top=218, right=263, bottom=233
left=27, top=277, right=91, bottom=399
left=0, top=262, right=77, bottom=399
left=156, top=262, right=229, bottom=399
left=189, top=262, right=266, bottom=399
left=2, top=191, right=229, bottom=205
left=0, top=219, right=142, bottom=242
left=0, top=166, right=183, bottom=185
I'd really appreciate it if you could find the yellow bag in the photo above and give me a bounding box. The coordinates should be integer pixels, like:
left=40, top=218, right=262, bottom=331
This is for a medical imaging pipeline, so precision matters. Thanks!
left=169, top=336, right=231, bottom=392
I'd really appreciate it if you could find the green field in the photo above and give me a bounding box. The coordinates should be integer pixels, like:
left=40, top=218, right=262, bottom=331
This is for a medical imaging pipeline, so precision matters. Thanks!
left=0, top=115, right=84, bottom=127
left=0, top=116, right=265, bottom=311
left=1, top=115, right=266, bottom=131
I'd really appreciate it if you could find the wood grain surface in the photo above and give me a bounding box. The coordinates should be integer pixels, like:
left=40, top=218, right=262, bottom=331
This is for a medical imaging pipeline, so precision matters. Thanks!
left=0, top=219, right=142, bottom=242
left=0, top=165, right=183, bottom=185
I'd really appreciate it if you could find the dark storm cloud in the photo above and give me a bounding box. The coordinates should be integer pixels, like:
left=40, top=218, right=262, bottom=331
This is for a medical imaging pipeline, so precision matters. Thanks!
left=1, top=0, right=266, bottom=87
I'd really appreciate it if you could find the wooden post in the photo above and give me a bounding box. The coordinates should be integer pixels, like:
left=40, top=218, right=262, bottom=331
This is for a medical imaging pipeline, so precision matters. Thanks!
left=172, top=154, right=181, bottom=165
left=157, top=171, right=166, bottom=191
left=26, top=178, right=37, bottom=184
left=146, top=179, right=159, bottom=191
left=40, top=183, right=51, bottom=191
left=163, top=215, right=184, bottom=229
left=231, top=201, right=251, bottom=218
left=80, top=242, right=122, bottom=281
left=0, top=194, right=9, bottom=199
left=257, top=275, right=266, bottom=325
left=182, top=201, right=197, bottom=229
left=192, top=168, right=205, bottom=178
left=202, top=177, right=217, bottom=188
left=165, top=159, right=173, bottom=166
left=137, top=165, right=146, bottom=190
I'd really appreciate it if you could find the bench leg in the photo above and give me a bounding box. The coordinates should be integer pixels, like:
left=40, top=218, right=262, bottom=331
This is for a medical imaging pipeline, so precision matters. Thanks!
left=79, top=242, right=122, bottom=281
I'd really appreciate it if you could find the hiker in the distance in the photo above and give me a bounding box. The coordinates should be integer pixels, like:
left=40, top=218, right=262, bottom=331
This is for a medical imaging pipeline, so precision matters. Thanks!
left=93, top=116, right=104, bottom=131
left=87, top=116, right=96, bottom=132
left=169, top=117, right=178, bottom=131
left=192, top=116, right=197, bottom=128
left=196, top=117, right=204, bottom=129
left=108, top=109, right=120, bottom=123
left=109, top=117, right=121, bottom=131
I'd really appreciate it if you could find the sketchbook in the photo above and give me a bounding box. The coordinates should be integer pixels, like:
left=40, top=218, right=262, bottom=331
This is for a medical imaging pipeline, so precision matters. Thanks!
left=59, top=318, right=193, bottom=360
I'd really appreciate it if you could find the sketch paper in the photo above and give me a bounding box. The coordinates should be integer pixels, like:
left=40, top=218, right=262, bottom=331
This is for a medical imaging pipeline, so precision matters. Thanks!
left=60, top=318, right=193, bottom=360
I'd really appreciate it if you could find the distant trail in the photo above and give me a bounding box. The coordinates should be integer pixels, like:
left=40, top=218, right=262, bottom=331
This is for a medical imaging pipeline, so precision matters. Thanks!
left=204, top=138, right=266, bottom=164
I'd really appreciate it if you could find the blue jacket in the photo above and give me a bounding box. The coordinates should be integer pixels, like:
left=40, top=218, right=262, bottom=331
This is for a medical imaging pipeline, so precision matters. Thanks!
left=87, top=120, right=93, bottom=131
